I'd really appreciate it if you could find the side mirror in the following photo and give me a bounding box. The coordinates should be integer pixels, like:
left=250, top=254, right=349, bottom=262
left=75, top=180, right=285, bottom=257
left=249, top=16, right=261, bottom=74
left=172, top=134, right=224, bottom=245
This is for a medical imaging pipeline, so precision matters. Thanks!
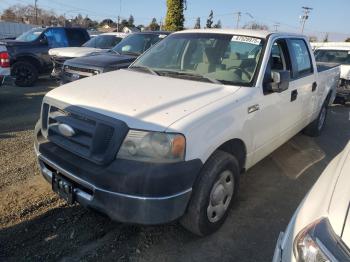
left=40, top=36, right=48, bottom=45
left=270, top=70, right=290, bottom=93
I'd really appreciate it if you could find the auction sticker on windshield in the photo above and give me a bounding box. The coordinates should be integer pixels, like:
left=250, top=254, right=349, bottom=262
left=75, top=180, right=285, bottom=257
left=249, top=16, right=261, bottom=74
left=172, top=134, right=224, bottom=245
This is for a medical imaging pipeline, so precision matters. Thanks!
left=231, top=35, right=261, bottom=45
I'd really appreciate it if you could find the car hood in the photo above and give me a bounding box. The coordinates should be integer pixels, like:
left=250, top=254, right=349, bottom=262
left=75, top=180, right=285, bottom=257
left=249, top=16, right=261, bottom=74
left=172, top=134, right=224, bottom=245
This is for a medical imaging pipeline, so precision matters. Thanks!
left=64, top=52, right=136, bottom=68
left=44, top=69, right=241, bottom=131
left=49, top=47, right=105, bottom=58
left=328, top=142, right=350, bottom=247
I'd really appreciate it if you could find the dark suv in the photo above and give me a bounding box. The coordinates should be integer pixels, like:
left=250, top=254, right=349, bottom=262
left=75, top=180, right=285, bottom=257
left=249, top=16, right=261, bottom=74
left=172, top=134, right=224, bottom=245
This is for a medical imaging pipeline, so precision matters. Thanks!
left=61, top=31, right=170, bottom=84
left=1, top=27, right=89, bottom=86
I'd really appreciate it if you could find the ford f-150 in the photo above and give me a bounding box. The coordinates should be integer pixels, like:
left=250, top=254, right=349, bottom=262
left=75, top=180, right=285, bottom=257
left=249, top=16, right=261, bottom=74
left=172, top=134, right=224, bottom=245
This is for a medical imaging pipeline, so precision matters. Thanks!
left=34, top=29, right=340, bottom=236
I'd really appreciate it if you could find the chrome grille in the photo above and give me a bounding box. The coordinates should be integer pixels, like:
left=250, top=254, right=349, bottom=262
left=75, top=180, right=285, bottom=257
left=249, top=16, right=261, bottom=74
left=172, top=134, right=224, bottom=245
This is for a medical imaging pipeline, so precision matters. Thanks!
left=41, top=103, right=127, bottom=165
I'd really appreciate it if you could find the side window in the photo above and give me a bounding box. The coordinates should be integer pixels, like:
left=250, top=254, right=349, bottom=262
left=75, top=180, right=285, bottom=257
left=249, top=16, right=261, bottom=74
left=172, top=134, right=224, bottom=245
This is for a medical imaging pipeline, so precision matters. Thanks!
left=66, top=29, right=89, bottom=46
left=289, top=39, right=313, bottom=78
left=44, top=28, right=68, bottom=48
left=269, top=39, right=291, bottom=71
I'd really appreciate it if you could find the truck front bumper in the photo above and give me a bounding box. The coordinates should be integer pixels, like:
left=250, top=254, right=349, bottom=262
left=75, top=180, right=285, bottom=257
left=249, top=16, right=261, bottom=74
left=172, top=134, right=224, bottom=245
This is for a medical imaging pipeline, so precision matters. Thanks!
left=34, top=128, right=202, bottom=225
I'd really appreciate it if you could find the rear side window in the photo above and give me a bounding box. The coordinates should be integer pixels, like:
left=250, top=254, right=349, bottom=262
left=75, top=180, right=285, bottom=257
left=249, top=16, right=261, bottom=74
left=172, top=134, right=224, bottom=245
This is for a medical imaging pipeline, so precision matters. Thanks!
left=44, top=28, right=68, bottom=48
left=66, top=29, right=89, bottom=46
left=289, top=39, right=313, bottom=78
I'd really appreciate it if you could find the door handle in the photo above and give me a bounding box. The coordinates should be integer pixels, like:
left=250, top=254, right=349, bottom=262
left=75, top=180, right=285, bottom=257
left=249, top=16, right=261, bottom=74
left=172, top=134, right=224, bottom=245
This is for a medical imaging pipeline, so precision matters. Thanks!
left=291, top=90, right=298, bottom=102
left=312, top=82, right=317, bottom=92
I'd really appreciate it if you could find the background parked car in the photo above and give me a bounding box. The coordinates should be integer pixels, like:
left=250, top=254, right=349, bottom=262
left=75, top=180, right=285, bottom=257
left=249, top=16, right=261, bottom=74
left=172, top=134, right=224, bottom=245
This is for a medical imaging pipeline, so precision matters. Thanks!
left=60, top=31, right=170, bottom=84
left=0, top=27, right=89, bottom=87
left=315, top=46, right=350, bottom=104
left=273, top=142, right=350, bottom=262
left=49, top=32, right=128, bottom=79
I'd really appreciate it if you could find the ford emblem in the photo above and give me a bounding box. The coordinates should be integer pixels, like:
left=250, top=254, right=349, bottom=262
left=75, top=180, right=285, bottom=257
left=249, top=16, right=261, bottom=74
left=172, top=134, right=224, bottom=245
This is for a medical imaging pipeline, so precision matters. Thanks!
left=58, top=123, right=76, bottom=137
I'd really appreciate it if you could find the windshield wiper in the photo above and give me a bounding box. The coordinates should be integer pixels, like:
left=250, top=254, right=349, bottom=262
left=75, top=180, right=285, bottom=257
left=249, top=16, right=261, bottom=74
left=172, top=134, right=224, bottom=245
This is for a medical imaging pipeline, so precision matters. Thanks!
left=122, top=51, right=141, bottom=56
left=157, top=70, right=223, bottom=84
left=110, top=49, right=121, bottom=55
left=129, top=66, right=159, bottom=76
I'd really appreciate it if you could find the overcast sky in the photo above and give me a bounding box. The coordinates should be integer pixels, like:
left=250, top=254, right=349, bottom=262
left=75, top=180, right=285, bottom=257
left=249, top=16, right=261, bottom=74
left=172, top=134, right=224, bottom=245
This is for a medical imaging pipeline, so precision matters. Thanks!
left=1, top=0, right=349, bottom=41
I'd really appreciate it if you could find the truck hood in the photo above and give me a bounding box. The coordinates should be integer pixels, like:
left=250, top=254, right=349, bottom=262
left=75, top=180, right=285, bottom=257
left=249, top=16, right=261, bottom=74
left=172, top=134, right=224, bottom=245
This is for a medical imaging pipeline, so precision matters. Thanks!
left=64, top=52, right=136, bottom=68
left=49, top=47, right=105, bottom=58
left=45, top=69, right=241, bottom=131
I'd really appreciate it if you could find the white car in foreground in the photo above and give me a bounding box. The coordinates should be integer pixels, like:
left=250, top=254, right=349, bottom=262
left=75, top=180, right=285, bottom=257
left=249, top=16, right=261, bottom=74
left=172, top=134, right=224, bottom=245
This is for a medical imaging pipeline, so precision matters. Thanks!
left=273, top=142, right=350, bottom=261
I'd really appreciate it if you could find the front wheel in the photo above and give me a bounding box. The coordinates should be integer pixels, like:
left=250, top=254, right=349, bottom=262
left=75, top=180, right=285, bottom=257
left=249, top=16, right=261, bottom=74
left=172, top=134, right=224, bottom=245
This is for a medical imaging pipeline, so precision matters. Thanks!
left=12, top=61, right=38, bottom=87
left=303, top=103, right=327, bottom=137
left=180, top=150, right=240, bottom=236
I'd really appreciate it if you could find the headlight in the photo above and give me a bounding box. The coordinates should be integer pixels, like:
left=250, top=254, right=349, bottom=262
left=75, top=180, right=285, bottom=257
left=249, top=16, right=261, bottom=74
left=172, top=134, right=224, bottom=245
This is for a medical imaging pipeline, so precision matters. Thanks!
left=293, top=218, right=348, bottom=262
left=117, top=130, right=186, bottom=163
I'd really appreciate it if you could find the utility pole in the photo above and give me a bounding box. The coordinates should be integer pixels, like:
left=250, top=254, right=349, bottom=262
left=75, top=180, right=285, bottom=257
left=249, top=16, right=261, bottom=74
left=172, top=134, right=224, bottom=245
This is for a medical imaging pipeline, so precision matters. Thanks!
left=300, top=6, right=313, bottom=34
left=117, top=0, right=122, bottom=32
left=34, top=0, right=38, bottom=25
left=235, top=11, right=241, bottom=29
left=273, top=23, right=280, bottom=32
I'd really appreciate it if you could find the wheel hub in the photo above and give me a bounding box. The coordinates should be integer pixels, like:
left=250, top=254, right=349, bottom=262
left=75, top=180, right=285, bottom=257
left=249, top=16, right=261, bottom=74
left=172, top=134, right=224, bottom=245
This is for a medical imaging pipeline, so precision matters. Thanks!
left=207, top=170, right=234, bottom=223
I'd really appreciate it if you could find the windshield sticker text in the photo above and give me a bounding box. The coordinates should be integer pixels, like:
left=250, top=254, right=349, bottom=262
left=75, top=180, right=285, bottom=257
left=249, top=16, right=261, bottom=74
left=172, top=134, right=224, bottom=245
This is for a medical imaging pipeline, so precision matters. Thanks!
left=231, top=36, right=261, bottom=45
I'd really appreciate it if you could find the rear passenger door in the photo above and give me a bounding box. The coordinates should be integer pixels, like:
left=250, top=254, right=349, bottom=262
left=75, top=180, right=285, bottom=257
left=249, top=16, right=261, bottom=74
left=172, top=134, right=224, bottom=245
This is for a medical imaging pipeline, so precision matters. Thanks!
left=268, top=39, right=305, bottom=140
left=65, top=29, right=89, bottom=47
left=287, top=38, right=317, bottom=126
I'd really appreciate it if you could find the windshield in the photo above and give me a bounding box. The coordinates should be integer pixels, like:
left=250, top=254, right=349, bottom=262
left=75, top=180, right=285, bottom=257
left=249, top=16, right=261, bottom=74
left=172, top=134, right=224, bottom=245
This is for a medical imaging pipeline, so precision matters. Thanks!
left=16, top=28, right=45, bottom=42
left=83, top=35, right=123, bottom=49
left=131, top=33, right=264, bottom=86
left=315, top=49, right=350, bottom=65
left=112, top=33, right=165, bottom=56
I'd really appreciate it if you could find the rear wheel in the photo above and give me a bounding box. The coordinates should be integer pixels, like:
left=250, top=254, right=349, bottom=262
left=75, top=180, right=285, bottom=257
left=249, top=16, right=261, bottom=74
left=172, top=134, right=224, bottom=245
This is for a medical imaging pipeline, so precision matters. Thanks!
left=12, top=61, right=38, bottom=87
left=303, top=102, right=327, bottom=137
left=180, top=150, right=240, bottom=236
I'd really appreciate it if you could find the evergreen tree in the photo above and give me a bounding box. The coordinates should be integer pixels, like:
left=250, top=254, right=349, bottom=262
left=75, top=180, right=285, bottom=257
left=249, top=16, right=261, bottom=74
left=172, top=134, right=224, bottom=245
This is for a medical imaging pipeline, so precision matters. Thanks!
left=128, top=15, right=134, bottom=27
left=213, top=20, right=222, bottom=28
left=149, top=18, right=160, bottom=31
left=194, top=17, right=201, bottom=29
left=206, top=10, right=213, bottom=28
left=165, top=0, right=186, bottom=31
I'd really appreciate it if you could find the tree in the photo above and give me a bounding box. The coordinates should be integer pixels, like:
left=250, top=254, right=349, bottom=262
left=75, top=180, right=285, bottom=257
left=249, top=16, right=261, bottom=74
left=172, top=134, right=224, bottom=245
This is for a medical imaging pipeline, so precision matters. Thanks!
left=345, top=38, right=350, bottom=42
left=100, top=18, right=114, bottom=27
left=206, top=10, right=213, bottom=28
left=164, top=0, right=186, bottom=31
left=309, top=36, right=318, bottom=42
left=1, top=8, right=16, bottom=22
left=128, top=15, right=134, bottom=27
left=148, top=18, right=160, bottom=31
left=213, top=20, right=222, bottom=28
left=243, top=22, right=269, bottom=30
left=323, top=33, right=329, bottom=43
left=194, top=17, right=201, bottom=29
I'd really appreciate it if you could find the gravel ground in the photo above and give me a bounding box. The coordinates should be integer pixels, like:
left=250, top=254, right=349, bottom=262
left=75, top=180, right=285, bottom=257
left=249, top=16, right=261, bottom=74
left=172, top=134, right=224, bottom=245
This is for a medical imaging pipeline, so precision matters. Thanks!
left=0, top=79, right=349, bottom=262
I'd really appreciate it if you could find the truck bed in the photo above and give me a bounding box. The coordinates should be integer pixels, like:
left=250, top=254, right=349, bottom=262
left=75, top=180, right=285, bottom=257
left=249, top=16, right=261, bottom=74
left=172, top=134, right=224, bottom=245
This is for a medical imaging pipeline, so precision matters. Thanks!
left=317, top=62, right=339, bottom=73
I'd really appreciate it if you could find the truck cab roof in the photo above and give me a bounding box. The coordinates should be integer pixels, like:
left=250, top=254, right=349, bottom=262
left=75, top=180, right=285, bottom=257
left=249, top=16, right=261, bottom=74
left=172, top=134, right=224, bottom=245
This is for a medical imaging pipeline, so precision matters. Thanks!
left=173, top=29, right=306, bottom=40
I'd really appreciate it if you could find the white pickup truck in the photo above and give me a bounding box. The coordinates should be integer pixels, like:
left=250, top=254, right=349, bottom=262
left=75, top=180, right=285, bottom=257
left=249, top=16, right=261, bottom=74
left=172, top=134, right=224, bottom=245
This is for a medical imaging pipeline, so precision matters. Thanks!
left=34, top=29, right=340, bottom=236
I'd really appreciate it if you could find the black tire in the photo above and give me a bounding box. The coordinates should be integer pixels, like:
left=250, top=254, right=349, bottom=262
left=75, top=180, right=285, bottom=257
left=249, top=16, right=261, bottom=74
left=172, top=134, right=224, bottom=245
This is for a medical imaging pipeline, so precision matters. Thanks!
left=12, top=61, right=38, bottom=87
left=303, top=102, right=328, bottom=137
left=180, top=150, right=240, bottom=236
